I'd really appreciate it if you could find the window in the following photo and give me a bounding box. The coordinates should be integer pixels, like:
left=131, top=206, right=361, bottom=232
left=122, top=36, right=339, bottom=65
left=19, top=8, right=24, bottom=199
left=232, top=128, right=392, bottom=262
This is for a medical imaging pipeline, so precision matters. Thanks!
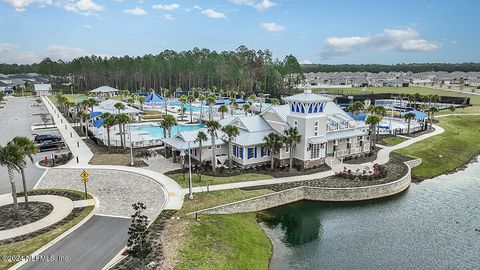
left=285, top=147, right=289, bottom=153
left=194, top=149, right=197, bottom=156
left=238, top=147, right=244, bottom=159
left=310, top=144, right=321, bottom=159
left=261, top=146, right=269, bottom=157
left=248, top=147, right=255, bottom=159
left=314, top=121, right=319, bottom=136
left=293, top=120, right=298, bottom=128
left=216, top=145, right=221, bottom=149
left=233, top=145, right=237, bottom=157
left=254, top=147, right=257, bottom=158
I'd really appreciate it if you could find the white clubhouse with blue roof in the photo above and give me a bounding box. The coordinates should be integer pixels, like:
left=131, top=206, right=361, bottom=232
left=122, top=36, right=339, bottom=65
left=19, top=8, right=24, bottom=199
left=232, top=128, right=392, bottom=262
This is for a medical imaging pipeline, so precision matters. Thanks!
left=161, top=89, right=371, bottom=169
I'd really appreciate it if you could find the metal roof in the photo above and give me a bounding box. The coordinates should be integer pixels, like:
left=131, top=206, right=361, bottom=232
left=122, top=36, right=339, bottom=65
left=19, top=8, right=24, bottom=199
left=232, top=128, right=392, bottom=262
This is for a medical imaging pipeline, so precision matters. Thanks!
left=34, top=84, right=52, bottom=91
left=89, top=86, right=120, bottom=93
left=283, top=92, right=332, bottom=103
left=326, top=128, right=365, bottom=141
left=233, top=130, right=274, bottom=146
left=308, top=136, right=327, bottom=144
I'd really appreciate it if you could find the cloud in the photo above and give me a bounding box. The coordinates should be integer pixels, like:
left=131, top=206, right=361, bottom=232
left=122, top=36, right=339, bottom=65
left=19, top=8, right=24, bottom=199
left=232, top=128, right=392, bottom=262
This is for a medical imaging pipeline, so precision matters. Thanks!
left=202, top=9, right=226, bottom=19
left=300, top=59, right=313, bottom=65
left=260, top=22, right=285, bottom=32
left=321, top=27, right=440, bottom=59
left=83, top=24, right=92, bottom=29
left=255, top=0, right=275, bottom=10
left=45, top=45, right=91, bottom=61
left=152, top=3, right=179, bottom=11
left=63, top=0, right=104, bottom=16
left=5, top=0, right=52, bottom=12
left=163, top=14, right=174, bottom=20
left=0, top=43, right=18, bottom=53
left=229, top=0, right=276, bottom=10
left=184, top=4, right=201, bottom=12
left=123, top=6, right=147, bottom=15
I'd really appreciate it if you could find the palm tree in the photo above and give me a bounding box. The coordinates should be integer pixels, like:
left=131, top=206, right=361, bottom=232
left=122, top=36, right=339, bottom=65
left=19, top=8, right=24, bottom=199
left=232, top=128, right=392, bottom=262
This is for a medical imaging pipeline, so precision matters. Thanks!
left=428, top=107, right=439, bottom=129
left=138, top=96, right=146, bottom=110
left=205, top=120, right=221, bottom=173
left=372, top=106, right=387, bottom=140
left=77, top=110, right=90, bottom=136
left=12, top=137, right=38, bottom=207
left=222, top=125, right=240, bottom=170
left=160, top=114, right=177, bottom=138
left=122, top=89, right=130, bottom=101
left=116, top=113, right=130, bottom=148
left=114, top=102, right=125, bottom=114
left=218, top=104, right=228, bottom=119
left=180, top=95, right=187, bottom=121
left=187, top=94, right=195, bottom=123
left=195, top=131, right=208, bottom=168
left=365, top=115, right=381, bottom=150
left=263, top=132, right=283, bottom=170
left=86, top=98, right=98, bottom=112
left=351, top=101, right=364, bottom=121
left=271, top=98, right=280, bottom=106
left=0, top=142, right=25, bottom=219
left=283, top=127, right=301, bottom=171
left=258, top=93, right=264, bottom=113
left=198, top=94, right=206, bottom=123
left=404, top=112, right=416, bottom=134
left=229, top=97, right=236, bottom=116
left=207, top=95, right=216, bottom=120
left=242, top=103, right=251, bottom=116
left=102, top=113, right=117, bottom=147
left=249, top=94, right=257, bottom=110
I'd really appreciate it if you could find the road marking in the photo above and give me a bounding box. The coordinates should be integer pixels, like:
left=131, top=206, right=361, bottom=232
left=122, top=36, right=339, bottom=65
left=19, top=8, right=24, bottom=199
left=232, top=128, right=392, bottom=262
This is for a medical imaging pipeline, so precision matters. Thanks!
left=95, top=214, right=131, bottom=219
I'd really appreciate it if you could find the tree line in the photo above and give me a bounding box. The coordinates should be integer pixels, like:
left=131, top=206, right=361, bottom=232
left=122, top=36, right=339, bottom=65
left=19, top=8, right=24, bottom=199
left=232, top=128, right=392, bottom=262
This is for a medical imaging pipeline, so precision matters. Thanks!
left=301, top=63, right=480, bottom=73
left=0, top=46, right=303, bottom=97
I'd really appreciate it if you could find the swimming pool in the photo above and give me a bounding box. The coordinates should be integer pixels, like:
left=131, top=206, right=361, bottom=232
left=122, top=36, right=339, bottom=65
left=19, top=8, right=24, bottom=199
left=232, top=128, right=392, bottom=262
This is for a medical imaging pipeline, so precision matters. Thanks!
left=168, top=101, right=214, bottom=113
left=130, top=124, right=205, bottom=140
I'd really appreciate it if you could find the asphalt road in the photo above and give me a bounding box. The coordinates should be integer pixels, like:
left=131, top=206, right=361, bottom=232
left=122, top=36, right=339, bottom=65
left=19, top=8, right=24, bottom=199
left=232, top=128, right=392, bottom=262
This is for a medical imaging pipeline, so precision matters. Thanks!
left=19, top=215, right=131, bottom=270
left=0, top=97, right=49, bottom=194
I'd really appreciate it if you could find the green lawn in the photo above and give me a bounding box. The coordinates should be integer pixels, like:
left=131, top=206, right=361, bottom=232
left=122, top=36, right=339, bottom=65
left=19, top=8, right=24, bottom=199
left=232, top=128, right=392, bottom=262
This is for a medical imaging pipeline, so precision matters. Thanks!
left=177, top=213, right=271, bottom=270
left=0, top=206, right=93, bottom=269
left=397, top=115, right=480, bottom=179
left=167, top=172, right=274, bottom=188
left=89, top=153, right=131, bottom=166
left=174, top=188, right=273, bottom=270
left=380, top=136, right=409, bottom=146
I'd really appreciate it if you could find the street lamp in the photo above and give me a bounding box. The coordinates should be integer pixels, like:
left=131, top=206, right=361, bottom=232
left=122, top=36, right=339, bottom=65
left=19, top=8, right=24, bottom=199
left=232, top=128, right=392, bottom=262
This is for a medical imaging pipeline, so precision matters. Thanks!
left=180, top=150, right=186, bottom=183
left=128, top=121, right=134, bottom=166
left=187, top=142, right=193, bottom=200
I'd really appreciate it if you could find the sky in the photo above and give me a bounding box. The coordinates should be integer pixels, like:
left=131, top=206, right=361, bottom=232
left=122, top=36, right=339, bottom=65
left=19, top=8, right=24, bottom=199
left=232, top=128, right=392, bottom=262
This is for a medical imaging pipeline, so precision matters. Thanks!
left=1, top=0, right=479, bottom=65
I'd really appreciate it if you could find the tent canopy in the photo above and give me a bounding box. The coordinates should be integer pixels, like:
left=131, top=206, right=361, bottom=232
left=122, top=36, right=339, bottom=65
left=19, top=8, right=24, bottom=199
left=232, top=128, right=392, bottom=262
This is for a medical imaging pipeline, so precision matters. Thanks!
left=145, top=91, right=165, bottom=103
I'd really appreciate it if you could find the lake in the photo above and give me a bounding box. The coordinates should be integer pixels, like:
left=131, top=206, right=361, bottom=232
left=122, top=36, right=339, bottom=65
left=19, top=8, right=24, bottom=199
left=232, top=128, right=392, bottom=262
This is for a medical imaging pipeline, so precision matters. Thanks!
left=260, top=158, right=480, bottom=270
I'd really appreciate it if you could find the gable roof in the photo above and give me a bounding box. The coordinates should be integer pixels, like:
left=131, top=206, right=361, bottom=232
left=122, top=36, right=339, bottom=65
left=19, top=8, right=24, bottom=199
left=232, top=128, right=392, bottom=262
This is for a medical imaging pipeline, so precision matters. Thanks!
left=34, top=84, right=52, bottom=91
left=90, top=86, right=120, bottom=93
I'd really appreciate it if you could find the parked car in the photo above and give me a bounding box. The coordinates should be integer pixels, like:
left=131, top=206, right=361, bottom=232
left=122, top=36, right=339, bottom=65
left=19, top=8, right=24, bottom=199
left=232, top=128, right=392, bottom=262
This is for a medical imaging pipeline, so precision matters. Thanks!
left=34, top=134, right=61, bottom=144
left=38, top=140, right=64, bottom=152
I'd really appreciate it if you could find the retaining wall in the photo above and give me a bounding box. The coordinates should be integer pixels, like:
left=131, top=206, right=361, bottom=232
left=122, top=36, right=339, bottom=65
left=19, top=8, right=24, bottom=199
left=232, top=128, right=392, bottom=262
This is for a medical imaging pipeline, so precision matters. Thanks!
left=195, top=161, right=415, bottom=215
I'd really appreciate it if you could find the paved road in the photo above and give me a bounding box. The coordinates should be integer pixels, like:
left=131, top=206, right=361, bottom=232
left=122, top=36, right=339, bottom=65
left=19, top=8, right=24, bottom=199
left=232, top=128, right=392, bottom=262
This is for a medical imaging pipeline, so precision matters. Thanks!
left=0, top=97, right=50, bottom=194
left=19, top=215, right=131, bottom=270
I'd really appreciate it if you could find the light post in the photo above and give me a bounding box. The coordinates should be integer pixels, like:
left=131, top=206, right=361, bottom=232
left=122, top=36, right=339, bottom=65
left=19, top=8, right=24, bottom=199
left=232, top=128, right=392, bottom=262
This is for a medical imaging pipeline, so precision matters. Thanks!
left=128, top=121, right=134, bottom=166
left=180, top=150, right=186, bottom=183
left=187, top=142, right=193, bottom=200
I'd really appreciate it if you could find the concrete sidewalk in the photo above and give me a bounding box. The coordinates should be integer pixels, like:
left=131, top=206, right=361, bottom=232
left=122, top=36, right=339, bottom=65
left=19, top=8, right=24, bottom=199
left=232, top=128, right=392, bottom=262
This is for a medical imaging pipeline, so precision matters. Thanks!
left=42, top=96, right=93, bottom=165
left=0, top=195, right=74, bottom=241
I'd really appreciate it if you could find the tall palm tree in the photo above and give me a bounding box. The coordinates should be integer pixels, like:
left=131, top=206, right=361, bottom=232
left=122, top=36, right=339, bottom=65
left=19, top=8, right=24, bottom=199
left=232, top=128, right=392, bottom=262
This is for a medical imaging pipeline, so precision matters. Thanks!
left=365, top=115, right=381, bottom=150
left=187, top=94, right=195, bottom=123
left=207, top=95, right=216, bottom=121
left=283, top=127, right=301, bottom=171
left=428, top=107, right=439, bottom=130
left=404, top=112, right=416, bottom=134
left=114, top=102, right=126, bottom=114
left=198, top=94, right=206, bottom=123
left=205, top=120, right=221, bottom=173
left=218, top=104, right=228, bottom=119
left=351, top=101, right=364, bottom=121
left=180, top=95, right=187, bottom=121
left=271, top=98, right=280, bottom=106
left=0, top=142, right=25, bottom=219
left=242, top=103, right=251, bottom=116
left=195, top=131, right=208, bottom=168
left=258, top=93, right=264, bottom=113
left=138, top=96, right=146, bottom=110
left=229, top=97, right=236, bottom=116
left=102, top=113, right=116, bottom=147
left=263, top=132, right=283, bottom=170
left=116, top=113, right=130, bottom=148
left=160, top=114, right=177, bottom=138
left=86, top=98, right=98, bottom=112
left=222, top=125, right=240, bottom=170
left=12, top=137, right=38, bottom=207
left=77, top=110, right=89, bottom=136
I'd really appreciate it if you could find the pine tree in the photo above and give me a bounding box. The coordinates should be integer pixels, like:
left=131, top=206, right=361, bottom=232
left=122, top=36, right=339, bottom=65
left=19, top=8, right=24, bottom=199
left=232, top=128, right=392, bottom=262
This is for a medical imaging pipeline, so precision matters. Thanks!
left=127, top=202, right=152, bottom=262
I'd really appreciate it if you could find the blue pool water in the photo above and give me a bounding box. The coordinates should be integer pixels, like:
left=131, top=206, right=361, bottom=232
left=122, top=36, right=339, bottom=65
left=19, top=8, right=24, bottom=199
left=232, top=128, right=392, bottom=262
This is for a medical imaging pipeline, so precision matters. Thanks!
left=168, top=101, right=214, bottom=113
left=130, top=124, right=205, bottom=139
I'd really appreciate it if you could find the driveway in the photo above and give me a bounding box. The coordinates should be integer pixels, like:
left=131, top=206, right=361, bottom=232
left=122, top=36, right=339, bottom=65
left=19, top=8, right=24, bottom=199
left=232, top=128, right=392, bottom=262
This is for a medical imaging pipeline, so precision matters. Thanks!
left=19, top=215, right=131, bottom=270
left=0, top=97, right=54, bottom=195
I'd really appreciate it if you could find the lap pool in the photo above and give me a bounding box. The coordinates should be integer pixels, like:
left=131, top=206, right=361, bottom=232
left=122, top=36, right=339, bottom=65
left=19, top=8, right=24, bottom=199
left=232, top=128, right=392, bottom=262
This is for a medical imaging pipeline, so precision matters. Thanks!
left=130, top=123, right=205, bottom=140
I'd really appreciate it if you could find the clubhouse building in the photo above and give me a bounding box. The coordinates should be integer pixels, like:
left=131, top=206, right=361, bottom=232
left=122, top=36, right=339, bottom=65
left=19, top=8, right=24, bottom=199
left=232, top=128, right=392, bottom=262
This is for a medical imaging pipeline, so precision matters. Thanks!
left=161, top=89, right=371, bottom=169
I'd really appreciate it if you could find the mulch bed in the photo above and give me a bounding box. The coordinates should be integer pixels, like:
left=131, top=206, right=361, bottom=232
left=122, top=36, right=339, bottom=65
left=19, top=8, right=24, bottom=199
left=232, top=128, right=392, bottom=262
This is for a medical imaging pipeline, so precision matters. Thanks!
left=0, top=202, right=53, bottom=231
left=242, top=153, right=413, bottom=192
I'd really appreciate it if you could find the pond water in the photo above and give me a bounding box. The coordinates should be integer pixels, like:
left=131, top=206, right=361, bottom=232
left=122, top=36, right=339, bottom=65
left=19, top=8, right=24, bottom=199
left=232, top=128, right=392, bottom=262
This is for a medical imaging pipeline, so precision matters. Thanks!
left=260, top=158, right=480, bottom=270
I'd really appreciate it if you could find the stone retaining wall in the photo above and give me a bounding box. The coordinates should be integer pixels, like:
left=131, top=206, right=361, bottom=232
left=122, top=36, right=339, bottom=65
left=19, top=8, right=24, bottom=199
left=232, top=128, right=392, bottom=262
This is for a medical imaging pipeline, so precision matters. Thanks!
left=195, top=161, right=414, bottom=215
